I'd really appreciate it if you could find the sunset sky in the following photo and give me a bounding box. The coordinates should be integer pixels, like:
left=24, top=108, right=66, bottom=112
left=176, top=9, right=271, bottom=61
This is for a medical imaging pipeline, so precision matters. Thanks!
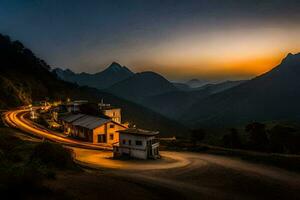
left=1, top=0, right=300, bottom=81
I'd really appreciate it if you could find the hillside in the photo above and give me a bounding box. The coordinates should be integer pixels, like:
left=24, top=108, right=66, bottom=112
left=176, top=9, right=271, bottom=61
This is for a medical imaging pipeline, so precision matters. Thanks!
left=0, top=34, right=189, bottom=136
left=139, top=80, right=246, bottom=119
left=107, top=71, right=178, bottom=102
left=53, top=62, right=134, bottom=89
left=180, top=53, right=300, bottom=127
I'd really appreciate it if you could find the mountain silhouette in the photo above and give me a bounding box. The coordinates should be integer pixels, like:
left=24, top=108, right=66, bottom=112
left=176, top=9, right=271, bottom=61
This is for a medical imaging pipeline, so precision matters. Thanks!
left=107, top=71, right=178, bottom=102
left=180, top=53, right=300, bottom=127
left=53, top=62, right=134, bottom=89
left=0, top=33, right=189, bottom=136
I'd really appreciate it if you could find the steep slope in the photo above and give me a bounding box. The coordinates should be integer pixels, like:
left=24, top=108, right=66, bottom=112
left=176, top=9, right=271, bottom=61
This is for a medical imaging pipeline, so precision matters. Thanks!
left=194, top=80, right=247, bottom=93
left=180, top=53, right=300, bottom=127
left=107, top=71, right=178, bottom=102
left=140, top=80, right=246, bottom=119
left=0, top=34, right=188, bottom=136
left=53, top=62, right=134, bottom=89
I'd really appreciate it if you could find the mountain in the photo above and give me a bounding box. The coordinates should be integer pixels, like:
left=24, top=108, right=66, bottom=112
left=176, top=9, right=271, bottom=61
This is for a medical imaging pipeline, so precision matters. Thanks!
left=53, top=62, right=134, bottom=89
left=194, top=80, right=247, bottom=93
left=0, top=33, right=189, bottom=136
left=107, top=71, right=178, bottom=102
left=140, top=80, right=246, bottom=119
left=180, top=53, right=300, bottom=127
left=185, top=78, right=209, bottom=88
left=172, top=82, right=191, bottom=91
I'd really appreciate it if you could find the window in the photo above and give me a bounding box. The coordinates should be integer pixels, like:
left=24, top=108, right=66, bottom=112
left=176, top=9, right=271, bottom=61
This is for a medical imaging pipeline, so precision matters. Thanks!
left=122, top=139, right=126, bottom=144
left=109, top=124, right=115, bottom=128
left=110, top=134, right=114, bottom=140
left=135, top=140, right=142, bottom=146
left=128, top=140, right=131, bottom=145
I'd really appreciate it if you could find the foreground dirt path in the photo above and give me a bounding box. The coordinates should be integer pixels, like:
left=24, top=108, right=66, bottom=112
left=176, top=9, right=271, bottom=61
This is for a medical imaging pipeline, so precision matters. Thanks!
left=3, top=108, right=300, bottom=199
left=69, top=148, right=300, bottom=200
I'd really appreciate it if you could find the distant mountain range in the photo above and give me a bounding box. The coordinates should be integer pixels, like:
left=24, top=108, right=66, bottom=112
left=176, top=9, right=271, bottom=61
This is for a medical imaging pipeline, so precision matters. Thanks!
left=54, top=53, right=300, bottom=127
left=54, top=61, right=248, bottom=120
left=0, top=33, right=189, bottom=136
left=107, top=71, right=178, bottom=102
left=53, top=62, right=134, bottom=89
left=141, top=80, right=247, bottom=119
left=41, top=37, right=300, bottom=128
left=185, top=78, right=209, bottom=88
left=179, top=53, right=300, bottom=127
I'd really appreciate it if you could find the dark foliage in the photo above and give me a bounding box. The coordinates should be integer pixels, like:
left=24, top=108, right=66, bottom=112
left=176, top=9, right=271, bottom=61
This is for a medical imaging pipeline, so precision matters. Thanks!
left=222, top=128, right=242, bottom=148
left=0, top=33, right=189, bottom=136
left=268, top=125, right=300, bottom=154
left=30, top=141, right=77, bottom=169
left=190, top=129, right=206, bottom=146
left=245, top=122, right=269, bottom=151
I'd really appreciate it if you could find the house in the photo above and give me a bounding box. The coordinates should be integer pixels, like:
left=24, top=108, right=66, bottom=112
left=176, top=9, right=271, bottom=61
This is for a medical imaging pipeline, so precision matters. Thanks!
left=60, top=114, right=126, bottom=144
left=113, top=128, right=160, bottom=159
left=66, top=100, right=88, bottom=113
left=98, top=100, right=122, bottom=124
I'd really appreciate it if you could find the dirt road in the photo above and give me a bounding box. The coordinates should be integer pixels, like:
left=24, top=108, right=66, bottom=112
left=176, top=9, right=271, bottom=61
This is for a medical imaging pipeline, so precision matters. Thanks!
left=4, top=108, right=300, bottom=199
left=69, top=148, right=300, bottom=200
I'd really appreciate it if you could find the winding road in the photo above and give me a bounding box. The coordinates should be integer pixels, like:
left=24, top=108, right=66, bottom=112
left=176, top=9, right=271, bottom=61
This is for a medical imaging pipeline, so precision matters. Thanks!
left=3, top=108, right=300, bottom=199
left=4, top=108, right=112, bottom=150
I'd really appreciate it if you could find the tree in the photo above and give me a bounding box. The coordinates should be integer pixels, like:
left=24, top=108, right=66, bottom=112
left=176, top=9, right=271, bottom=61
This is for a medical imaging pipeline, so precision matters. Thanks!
left=222, top=128, right=241, bottom=148
left=245, top=122, right=269, bottom=151
left=190, top=129, right=206, bottom=146
left=268, top=125, right=299, bottom=153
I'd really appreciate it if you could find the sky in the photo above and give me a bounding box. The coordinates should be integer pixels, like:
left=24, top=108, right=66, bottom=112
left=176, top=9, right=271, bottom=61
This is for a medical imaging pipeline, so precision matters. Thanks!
left=1, top=0, right=300, bottom=81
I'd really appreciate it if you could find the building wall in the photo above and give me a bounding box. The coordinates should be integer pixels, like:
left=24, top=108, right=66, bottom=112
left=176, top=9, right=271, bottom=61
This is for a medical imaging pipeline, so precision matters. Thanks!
left=92, top=122, right=125, bottom=144
left=115, top=133, right=157, bottom=159
left=131, top=149, right=147, bottom=159
left=119, top=133, right=155, bottom=150
left=102, top=108, right=121, bottom=124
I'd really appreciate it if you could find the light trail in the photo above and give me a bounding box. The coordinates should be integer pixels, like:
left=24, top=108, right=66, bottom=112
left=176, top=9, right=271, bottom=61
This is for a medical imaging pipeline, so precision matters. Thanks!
left=3, top=108, right=112, bottom=150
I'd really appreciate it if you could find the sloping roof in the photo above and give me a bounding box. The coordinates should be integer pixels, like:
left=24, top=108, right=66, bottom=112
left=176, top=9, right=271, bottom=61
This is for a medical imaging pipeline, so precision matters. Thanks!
left=72, top=115, right=111, bottom=130
left=60, top=113, right=85, bottom=123
left=60, top=113, right=126, bottom=130
left=118, top=128, right=159, bottom=136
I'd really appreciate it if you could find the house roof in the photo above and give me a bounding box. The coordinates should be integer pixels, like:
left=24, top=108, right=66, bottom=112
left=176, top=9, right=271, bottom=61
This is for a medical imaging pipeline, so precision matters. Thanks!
left=60, top=113, right=85, bottom=123
left=60, top=113, right=126, bottom=130
left=117, top=128, right=159, bottom=136
left=72, top=115, right=111, bottom=130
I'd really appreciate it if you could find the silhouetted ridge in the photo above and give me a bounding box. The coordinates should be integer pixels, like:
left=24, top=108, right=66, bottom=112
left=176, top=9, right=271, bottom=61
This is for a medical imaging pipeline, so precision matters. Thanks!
left=0, top=33, right=189, bottom=136
left=53, top=62, right=134, bottom=89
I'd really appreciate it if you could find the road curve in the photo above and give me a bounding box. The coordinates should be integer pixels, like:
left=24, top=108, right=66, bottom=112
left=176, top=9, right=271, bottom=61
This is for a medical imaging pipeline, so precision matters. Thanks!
left=3, top=108, right=300, bottom=199
left=3, top=108, right=112, bottom=150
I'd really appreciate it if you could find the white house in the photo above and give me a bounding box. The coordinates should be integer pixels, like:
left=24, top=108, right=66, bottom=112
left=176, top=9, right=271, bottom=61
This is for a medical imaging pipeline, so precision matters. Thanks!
left=113, top=128, right=160, bottom=159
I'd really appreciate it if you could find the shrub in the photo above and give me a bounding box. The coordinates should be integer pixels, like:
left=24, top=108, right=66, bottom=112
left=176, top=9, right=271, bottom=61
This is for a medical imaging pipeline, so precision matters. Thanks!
left=30, top=141, right=77, bottom=170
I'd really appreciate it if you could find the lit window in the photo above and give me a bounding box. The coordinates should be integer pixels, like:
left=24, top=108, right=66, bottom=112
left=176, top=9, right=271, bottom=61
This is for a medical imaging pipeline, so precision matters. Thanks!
left=135, top=140, right=142, bottom=146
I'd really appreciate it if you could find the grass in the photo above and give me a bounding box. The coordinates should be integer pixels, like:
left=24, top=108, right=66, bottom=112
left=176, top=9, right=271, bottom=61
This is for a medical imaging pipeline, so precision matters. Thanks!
left=0, top=126, right=78, bottom=199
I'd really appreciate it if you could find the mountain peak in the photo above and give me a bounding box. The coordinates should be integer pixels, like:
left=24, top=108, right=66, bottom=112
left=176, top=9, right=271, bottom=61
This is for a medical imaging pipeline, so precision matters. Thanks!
left=281, top=52, right=300, bottom=65
left=107, top=62, right=123, bottom=71
left=102, top=62, right=134, bottom=75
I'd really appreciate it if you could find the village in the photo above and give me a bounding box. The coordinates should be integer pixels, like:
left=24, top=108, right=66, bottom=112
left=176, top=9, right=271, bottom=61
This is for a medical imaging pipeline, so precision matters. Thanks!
left=32, top=99, right=160, bottom=160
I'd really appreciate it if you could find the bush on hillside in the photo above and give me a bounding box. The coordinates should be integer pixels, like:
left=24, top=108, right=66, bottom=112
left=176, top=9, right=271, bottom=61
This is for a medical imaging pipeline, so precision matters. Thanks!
left=30, top=141, right=77, bottom=170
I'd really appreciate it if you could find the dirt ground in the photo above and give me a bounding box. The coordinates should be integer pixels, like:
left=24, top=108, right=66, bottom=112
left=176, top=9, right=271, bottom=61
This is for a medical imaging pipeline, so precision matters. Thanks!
left=3, top=121, right=300, bottom=200
left=44, top=151, right=300, bottom=200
